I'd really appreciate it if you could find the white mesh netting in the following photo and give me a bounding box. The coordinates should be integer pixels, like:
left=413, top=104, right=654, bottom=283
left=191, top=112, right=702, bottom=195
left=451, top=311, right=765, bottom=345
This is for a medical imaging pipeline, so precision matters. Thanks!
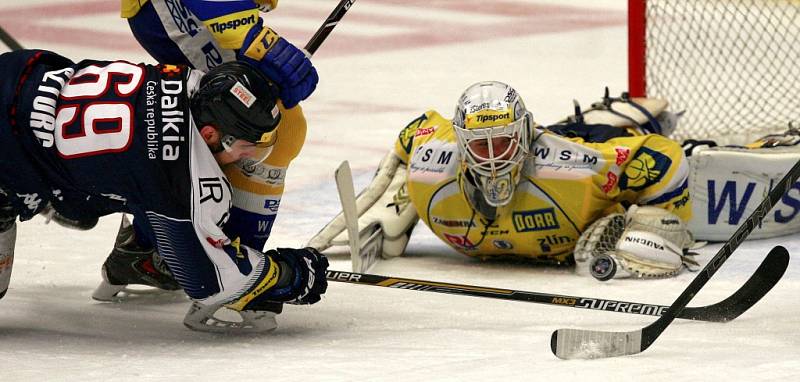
left=641, top=0, right=800, bottom=145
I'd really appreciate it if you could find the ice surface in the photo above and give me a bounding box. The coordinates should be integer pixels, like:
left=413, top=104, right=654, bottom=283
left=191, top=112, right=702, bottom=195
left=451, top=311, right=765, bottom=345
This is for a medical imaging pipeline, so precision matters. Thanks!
left=0, top=1, right=797, bottom=381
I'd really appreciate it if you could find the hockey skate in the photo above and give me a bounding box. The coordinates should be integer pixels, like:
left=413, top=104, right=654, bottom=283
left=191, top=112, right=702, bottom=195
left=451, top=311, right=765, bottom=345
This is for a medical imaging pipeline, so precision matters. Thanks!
left=92, top=215, right=181, bottom=301
left=183, top=300, right=284, bottom=334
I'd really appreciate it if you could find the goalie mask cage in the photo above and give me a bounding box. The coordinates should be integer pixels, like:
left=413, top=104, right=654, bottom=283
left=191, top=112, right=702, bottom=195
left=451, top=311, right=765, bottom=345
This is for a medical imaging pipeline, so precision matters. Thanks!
left=628, top=0, right=800, bottom=145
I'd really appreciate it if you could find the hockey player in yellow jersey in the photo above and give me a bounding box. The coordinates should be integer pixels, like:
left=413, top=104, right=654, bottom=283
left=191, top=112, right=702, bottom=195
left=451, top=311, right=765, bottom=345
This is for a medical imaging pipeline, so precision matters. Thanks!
left=310, top=82, right=698, bottom=280
left=111, top=0, right=313, bottom=253
left=120, top=0, right=316, bottom=108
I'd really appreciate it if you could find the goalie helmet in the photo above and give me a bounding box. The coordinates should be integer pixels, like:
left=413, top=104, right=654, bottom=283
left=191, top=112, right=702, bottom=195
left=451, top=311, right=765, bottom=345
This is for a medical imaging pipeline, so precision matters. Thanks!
left=453, top=81, right=533, bottom=207
left=190, top=61, right=281, bottom=150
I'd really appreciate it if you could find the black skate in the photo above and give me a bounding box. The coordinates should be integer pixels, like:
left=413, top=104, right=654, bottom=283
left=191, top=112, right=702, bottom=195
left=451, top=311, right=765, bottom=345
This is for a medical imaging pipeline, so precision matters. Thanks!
left=92, top=215, right=181, bottom=301
left=39, top=203, right=99, bottom=231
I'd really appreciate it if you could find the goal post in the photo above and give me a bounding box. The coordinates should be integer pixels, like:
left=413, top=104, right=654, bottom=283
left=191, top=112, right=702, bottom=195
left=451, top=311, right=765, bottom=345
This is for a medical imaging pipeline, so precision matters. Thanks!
left=627, top=0, right=800, bottom=145
left=628, top=0, right=647, bottom=99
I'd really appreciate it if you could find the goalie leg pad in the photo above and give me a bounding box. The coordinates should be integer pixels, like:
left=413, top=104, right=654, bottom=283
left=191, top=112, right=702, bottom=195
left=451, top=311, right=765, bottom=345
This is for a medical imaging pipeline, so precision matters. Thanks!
left=560, top=90, right=672, bottom=135
left=688, top=137, right=800, bottom=240
left=382, top=225, right=414, bottom=258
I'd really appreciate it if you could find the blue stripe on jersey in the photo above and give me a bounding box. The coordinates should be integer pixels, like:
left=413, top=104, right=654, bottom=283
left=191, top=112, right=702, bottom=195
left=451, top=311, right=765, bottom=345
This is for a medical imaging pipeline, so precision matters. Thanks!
left=223, top=206, right=276, bottom=251
left=182, top=0, right=258, bottom=21
left=146, top=211, right=221, bottom=299
left=128, top=1, right=195, bottom=67
left=644, top=178, right=689, bottom=206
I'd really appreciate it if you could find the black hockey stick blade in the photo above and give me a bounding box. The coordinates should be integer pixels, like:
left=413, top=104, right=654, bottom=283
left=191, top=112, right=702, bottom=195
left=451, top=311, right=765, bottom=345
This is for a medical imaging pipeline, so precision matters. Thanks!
left=551, top=157, right=800, bottom=360
left=678, top=245, right=788, bottom=322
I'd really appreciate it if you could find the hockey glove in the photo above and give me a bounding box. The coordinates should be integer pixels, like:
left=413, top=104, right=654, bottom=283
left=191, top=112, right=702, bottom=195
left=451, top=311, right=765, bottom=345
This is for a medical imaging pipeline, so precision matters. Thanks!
left=238, top=20, right=318, bottom=108
left=574, top=206, right=697, bottom=280
left=252, top=247, right=329, bottom=306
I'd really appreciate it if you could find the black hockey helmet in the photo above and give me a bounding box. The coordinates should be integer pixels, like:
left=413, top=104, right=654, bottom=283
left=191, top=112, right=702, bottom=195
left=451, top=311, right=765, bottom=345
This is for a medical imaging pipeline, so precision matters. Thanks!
left=191, top=61, right=281, bottom=144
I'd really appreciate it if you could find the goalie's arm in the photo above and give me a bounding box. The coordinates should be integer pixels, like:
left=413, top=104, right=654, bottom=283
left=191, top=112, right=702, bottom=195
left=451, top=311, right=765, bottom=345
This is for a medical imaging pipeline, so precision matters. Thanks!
left=614, top=134, right=692, bottom=221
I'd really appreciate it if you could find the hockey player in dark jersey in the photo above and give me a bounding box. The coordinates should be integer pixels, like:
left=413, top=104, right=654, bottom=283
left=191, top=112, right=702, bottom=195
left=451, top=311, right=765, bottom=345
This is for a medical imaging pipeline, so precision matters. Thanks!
left=0, top=49, right=328, bottom=333
left=71, top=0, right=318, bottom=302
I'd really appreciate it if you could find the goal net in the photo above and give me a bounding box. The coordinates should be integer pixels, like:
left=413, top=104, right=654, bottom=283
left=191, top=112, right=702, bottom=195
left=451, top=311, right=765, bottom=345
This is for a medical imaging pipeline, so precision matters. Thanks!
left=628, top=0, right=800, bottom=145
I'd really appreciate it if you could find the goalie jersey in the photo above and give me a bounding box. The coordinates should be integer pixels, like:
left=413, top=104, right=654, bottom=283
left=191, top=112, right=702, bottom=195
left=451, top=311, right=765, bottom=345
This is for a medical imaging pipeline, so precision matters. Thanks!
left=0, top=49, right=280, bottom=307
left=395, top=111, right=691, bottom=263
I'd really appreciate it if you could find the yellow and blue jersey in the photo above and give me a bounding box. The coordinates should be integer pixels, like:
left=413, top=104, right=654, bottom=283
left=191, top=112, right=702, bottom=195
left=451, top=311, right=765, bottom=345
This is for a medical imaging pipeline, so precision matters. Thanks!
left=121, top=0, right=272, bottom=70
left=221, top=102, right=307, bottom=250
left=122, top=0, right=267, bottom=50
left=395, top=110, right=691, bottom=262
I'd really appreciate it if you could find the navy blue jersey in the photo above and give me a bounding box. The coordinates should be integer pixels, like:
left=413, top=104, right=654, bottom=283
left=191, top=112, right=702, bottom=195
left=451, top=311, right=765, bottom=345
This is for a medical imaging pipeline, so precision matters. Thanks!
left=125, top=1, right=305, bottom=253
left=1, top=50, right=193, bottom=221
left=0, top=50, right=272, bottom=305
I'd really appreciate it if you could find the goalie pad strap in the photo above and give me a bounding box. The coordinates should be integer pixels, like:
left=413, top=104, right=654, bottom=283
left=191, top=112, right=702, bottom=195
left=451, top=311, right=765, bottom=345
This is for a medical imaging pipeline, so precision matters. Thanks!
left=573, top=96, right=668, bottom=130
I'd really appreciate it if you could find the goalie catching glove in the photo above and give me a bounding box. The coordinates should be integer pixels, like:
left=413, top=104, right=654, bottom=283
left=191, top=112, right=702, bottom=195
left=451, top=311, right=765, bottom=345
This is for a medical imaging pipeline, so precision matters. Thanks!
left=574, top=206, right=698, bottom=281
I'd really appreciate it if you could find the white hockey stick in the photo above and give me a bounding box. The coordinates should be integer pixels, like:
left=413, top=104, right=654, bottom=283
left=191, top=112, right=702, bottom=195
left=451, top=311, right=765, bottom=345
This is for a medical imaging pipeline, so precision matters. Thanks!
left=334, top=161, right=382, bottom=273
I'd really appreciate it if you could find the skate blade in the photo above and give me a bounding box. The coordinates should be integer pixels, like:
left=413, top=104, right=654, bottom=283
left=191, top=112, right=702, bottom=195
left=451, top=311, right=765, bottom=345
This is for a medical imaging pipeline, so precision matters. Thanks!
left=91, top=281, right=127, bottom=301
left=92, top=281, right=180, bottom=302
left=183, top=302, right=278, bottom=334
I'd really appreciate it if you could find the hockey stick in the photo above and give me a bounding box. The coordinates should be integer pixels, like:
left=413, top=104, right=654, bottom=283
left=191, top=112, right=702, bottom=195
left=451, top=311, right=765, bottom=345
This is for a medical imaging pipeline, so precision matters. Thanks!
left=0, top=24, right=23, bottom=51
left=327, top=245, right=786, bottom=322
left=304, top=0, right=356, bottom=56
left=336, top=161, right=365, bottom=272
left=328, top=163, right=788, bottom=322
left=334, top=161, right=381, bottom=273
left=551, top=159, right=800, bottom=359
